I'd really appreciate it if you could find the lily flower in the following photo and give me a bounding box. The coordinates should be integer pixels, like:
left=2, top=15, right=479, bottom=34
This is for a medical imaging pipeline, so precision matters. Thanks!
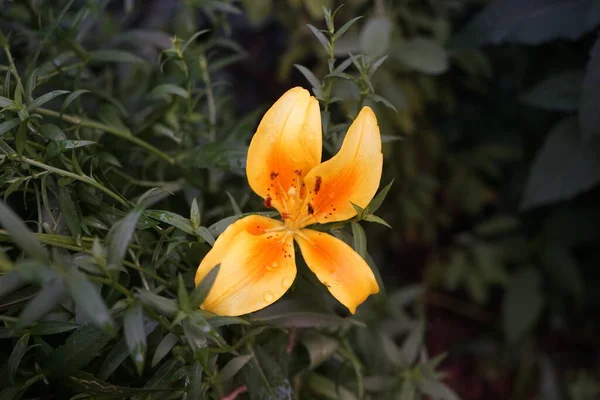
left=194, top=87, right=383, bottom=316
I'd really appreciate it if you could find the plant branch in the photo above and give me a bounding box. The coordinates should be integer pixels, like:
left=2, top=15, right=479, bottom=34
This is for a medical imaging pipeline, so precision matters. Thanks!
left=36, top=108, right=175, bottom=165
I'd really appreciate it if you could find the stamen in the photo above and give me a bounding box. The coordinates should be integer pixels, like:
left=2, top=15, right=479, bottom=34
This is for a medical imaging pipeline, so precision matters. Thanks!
left=264, top=196, right=272, bottom=208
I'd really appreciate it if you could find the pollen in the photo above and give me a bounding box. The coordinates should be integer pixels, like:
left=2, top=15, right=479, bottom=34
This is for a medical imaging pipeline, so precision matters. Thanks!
left=314, top=176, right=322, bottom=194
left=264, top=196, right=272, bottom=208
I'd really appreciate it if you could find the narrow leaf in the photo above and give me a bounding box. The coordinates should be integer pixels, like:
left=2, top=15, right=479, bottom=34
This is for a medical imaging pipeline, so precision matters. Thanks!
left=27, top=90, right=69, bottom=111
left=0, top=201, right=48, bottom=262
left=108, top=206, right=143, bottom=270
left=124, top=302, right=146, bottom=376
left=190, top=264, right=220, bottom=309
left=66, top=268, right=115, bottom=335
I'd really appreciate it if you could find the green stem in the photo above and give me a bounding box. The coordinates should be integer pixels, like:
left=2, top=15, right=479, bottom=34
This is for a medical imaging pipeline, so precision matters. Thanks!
left=37, top=61, right=87, bottom=84
left=18, top=155, right=130, bottom=207
left=36, top=108, right=175, bottom=165
left=88, top=275, right=133, bottom=299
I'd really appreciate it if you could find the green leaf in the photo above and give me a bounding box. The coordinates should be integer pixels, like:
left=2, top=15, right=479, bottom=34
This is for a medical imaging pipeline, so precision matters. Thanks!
left=145, top=210, right=195, bottom=236
left=186, top=360, right=204, bottom=399
left=7, top=334, right=31, bottom=383
left=580, top=35, right=600, bottom=139
left=89, top=50, right=144, bottom=64
left=28, top=321, right=79, bottom=336
left=351, top=222, right=367, bottom=258
left=15, top=277, right=65, bottom=331
left=0, top=95, right=13, bottom=108
left=245, top=346, right=293, bottom=400
left=400, top=319, right=424, bottom=365
left=393, top=38, right=449, bottom=75
left=294, top=64, right=324, bottom=98
left=66, top=268, right=115, bottom=335
left=454, top=0, right=600, bottom=45
left=43, top=325, right=112, bottom=378
left=26, top=90, right=69, bottom=111
left=137, top=290, right=178, bottom=318
left=301, top=332, right=339, bottom=369
left=151, top=333, right=179, bottom=367
left=0, top=119, right=20, bottom=137
left=359, top=16, right=393, bottom=57
left=368, top=93, right=398, bottom=112
left=179, top=142, right=248, bottom=170
left=40, top=124, right=66, bottom=141
left=177, top=274, right=191, bottom=312
left=136, top=187, right=174, bottom=209
left=305, top=373, right=356, bottom=400
left=521, top=118, right=600, bottom=210
left=225, top=191, right=243, bottom=215
left=362, top=214, right=391, bottom=228
left=366, top=180, right=393, bottom=215
left=520, top=69, right=583, bottom=111
left=195, top=226, right=215, bottom=246
left=333, top=16, right=363, bottom=42
left=108, top=206, right=143, bottom=270
left=124, top=302, right=146, bottom=376
left=0, top=201, right=48, bottom=262
left=65, top=371, right=172, bottom=398
left=151, top=83, right=189, bottom=99
left=307, top=24, right=329, bottom=51
left=61, top=89, right=90, bottom=111
left=220, top=354, right=253, bottom=381
left=190, top=264, right=220, bottom=309
left=503, top=268, right=544, bottom=342
left=181, top=313, right=210, bottom=354
left=97, top=336, right=129, bottom=381
left=418, top=379, right=460, bottom=400
left=190, top=198, right=201, bottom=229
left=57, top=186, right=82, bottom=242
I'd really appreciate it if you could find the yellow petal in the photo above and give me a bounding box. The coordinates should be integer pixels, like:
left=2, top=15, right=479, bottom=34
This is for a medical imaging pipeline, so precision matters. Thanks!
left=246, top=87, right=322, bottom=215
left=295, top=229, right=379, bottom=313
left=301, top=106, right=382, bottom=224
left=194, top=215, right=296, bottom=316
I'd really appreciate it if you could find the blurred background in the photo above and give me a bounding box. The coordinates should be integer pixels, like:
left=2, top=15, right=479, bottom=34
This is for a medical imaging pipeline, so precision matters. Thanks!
left=2, top=0, right=600, bottom=399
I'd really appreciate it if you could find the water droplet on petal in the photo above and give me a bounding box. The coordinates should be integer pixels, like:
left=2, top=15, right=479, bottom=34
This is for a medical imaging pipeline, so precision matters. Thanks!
left=281, top=277, right=292, bottom=289
left=263, top=291, right=274, bottom=302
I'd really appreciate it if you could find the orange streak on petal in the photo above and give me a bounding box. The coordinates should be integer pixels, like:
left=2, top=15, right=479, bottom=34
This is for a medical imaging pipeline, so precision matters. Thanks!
left=302, top=106, right=382, bottom=225
left=194, top=215, right=296, bottom=316
left=246, top=87, right=322, bottom=215
left=295, top=229, right=379, bottom=313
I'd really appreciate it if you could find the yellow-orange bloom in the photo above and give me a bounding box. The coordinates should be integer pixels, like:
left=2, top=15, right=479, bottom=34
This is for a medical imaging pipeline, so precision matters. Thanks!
left=194, top=87, right=383, bottom=316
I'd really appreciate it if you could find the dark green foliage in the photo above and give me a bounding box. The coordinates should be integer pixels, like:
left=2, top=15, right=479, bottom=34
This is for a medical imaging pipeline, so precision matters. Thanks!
left=2, top=0, right=600, bottom=399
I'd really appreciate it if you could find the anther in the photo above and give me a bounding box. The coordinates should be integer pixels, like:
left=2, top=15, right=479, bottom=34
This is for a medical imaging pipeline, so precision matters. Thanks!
left=264, top=196, right=272, bottom=208
left=314, top=176, right=322, bottom=194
